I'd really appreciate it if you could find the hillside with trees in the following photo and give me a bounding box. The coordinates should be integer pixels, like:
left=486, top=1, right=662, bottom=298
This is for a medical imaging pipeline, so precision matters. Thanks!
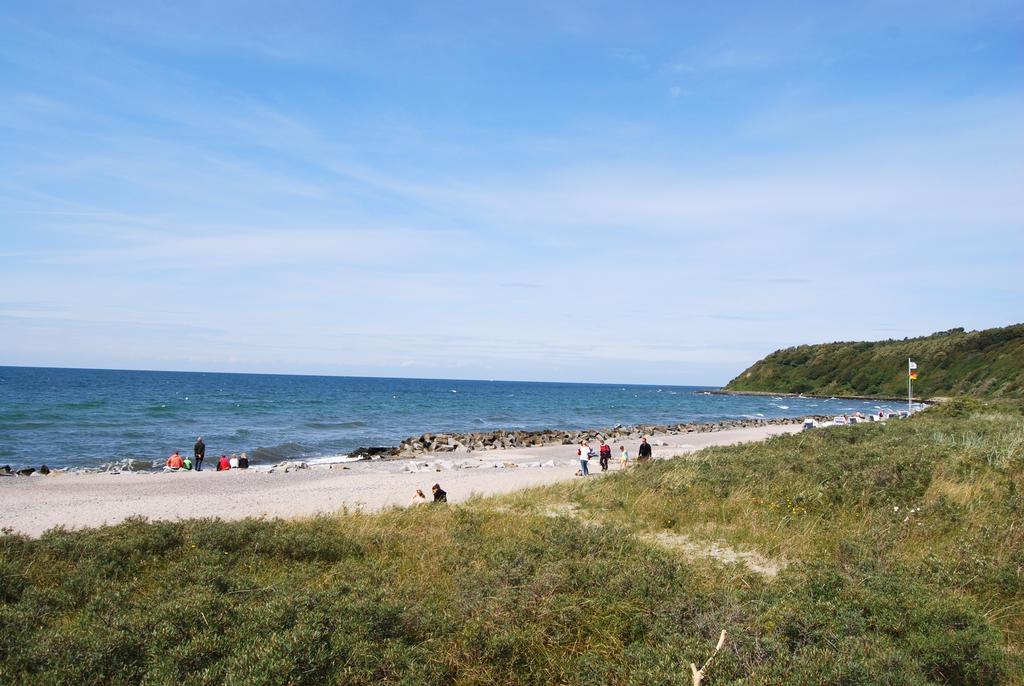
left=724, top=324, right=1024, bottom=398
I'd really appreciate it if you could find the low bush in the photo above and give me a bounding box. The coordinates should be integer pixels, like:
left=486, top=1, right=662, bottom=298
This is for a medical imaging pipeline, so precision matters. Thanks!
left=0, top=402, right=1020, bottom=684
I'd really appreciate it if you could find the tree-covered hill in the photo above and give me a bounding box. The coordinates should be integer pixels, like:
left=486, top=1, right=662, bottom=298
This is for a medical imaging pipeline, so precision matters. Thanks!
left=724, top=324, right=1024, bottom=398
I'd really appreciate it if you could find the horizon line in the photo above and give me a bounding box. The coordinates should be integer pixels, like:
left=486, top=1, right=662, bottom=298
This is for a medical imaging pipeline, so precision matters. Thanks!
left=0, top=363, right=724, bottom=389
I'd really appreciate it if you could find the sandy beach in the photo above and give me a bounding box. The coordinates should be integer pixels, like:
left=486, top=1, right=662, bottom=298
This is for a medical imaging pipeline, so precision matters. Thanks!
left=0, top=424, right=802, bottom=536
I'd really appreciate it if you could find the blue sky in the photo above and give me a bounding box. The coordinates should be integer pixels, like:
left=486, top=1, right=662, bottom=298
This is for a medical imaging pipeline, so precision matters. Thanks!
left=2, top=1, right=1022, bottom=384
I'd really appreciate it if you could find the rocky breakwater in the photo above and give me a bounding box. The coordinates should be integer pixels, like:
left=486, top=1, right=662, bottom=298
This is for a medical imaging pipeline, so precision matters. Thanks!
left=1, top=464, right=57, bottom=477
left=349, top=416, right=831, bottom=461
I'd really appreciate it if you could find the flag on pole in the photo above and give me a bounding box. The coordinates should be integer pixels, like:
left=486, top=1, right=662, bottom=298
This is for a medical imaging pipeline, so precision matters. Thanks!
left=909, top=360, right=918, bottom=379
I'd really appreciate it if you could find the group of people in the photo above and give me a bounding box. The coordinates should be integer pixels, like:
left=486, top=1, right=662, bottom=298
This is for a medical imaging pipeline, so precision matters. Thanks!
left=165, top=437, right=249, bottom=472
left=410, top=483, right=447, bottom=504
left=576, top=437, right=653, bottom=476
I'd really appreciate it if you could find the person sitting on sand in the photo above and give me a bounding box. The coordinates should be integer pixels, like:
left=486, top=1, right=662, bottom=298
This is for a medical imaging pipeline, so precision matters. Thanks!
left=182, top=455, right=193, bottom=471
left=217, top=454, right=230, bottom=471
left=238, top=452, right=249, bottom=469
left=229, top=454, right=239, bottom=469
left=431, top=483, right=447, bottom=503
left=411, top=489, right=428, bottom=505
left=619, top=445, right=629, bottom=469
left=166, top=451, right=184, bottom=470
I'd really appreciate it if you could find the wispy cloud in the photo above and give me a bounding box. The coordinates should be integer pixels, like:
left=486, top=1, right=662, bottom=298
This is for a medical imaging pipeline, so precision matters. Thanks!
left=2, top=2, right=1021, bottom=383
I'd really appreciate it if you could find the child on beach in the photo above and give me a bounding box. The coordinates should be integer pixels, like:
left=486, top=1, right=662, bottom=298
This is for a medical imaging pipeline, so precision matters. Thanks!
left=431, top=484, right=447, bottom=502
left=411, top=489, right=427, bottom=505
left=618, top=445, right=629, bottom=469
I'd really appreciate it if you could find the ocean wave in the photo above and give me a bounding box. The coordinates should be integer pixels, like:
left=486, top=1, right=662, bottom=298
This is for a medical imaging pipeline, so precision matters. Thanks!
left=305, top=453, right=365, bottom=466
left=96, top=457, right=159, bottom=473
left=57, top=399, right=109, bottom=410
left=250, top=442, right=310, bottom=463
left=12, top=421, right=59, bottom=429
left=304, top=420, right=367, bottom=430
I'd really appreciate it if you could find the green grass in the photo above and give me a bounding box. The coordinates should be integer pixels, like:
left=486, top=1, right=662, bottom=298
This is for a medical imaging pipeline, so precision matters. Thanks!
left=2, top=399, right=1022, bottom=684
left=724, top=323, right=1024, bottom=398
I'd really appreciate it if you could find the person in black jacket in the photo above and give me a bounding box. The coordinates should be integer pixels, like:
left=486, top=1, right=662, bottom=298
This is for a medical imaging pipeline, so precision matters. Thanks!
left=637, top=437, right=653, bottom=462
left=431, top=483, right=447, bottom=503
left=194, top=437, right=206, bottom=471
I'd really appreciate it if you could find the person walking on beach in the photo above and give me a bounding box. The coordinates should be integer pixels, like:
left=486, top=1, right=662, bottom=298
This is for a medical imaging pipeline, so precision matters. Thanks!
left=618, top=445, right=629, bottom=469
left=194, top=437, right=205, bottom=472
left=578, top=440, right=590, bottom=476
left=637, top=437, right=652, bottom=463
left=598, top=440, right=612, bottom=472
left=431, top=483, right=447, bottom=502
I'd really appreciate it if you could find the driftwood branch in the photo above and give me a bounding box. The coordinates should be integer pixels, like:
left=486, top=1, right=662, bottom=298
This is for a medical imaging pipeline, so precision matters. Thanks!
left=689, top=629, right=727, bottom=686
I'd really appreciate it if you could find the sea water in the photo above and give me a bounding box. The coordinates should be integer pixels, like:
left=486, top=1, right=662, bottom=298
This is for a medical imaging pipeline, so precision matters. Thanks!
left=0, top=366, right=902, bottom=470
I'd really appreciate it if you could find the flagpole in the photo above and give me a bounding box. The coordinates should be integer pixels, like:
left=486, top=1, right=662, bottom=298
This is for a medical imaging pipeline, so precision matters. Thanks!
left=908, top=358, right=912, bottom=414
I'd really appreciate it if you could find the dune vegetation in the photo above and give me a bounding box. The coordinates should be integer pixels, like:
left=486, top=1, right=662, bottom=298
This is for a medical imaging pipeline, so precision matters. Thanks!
left=724, top=324, right=1024, bottom=399
left=1, top=399, right=1022, bottom=685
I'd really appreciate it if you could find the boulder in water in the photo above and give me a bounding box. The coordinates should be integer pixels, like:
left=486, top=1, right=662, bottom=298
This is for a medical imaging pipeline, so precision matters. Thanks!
left=39, top=464, right=51, bottom=475
left=16, top=467, right=35, bottom=477
left=349, top=446, right=397, bottom=460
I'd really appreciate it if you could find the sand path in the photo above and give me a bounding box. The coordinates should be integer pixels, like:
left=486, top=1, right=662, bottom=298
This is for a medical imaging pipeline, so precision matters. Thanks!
left=0, top=424, right=801, bottom=536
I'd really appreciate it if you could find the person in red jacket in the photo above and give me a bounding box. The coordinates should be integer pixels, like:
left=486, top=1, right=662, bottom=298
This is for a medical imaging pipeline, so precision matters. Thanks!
left=598, top=440, right=612, bottom=472
left=217, top=454, right=230, bottom=471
